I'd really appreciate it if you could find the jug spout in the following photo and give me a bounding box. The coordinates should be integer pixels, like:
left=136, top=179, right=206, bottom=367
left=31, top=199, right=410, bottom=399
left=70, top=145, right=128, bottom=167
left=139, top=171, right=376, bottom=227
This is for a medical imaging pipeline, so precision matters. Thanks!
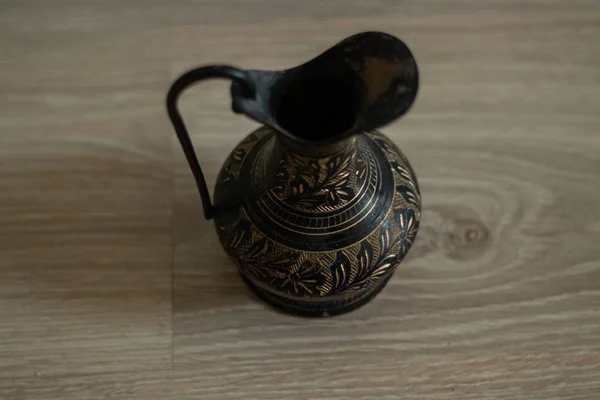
left=231, top=31, right=419, bottom=144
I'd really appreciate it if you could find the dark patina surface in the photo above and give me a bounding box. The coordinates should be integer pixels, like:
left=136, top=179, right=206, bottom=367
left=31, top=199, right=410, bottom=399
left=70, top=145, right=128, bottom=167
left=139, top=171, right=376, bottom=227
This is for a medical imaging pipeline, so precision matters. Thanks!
left=167, top=31, right=421, bottom=316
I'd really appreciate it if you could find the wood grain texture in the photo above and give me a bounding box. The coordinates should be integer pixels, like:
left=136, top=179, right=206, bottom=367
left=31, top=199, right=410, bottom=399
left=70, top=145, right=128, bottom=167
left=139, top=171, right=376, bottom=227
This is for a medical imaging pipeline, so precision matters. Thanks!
left=1, top=1, right=600, bottom=399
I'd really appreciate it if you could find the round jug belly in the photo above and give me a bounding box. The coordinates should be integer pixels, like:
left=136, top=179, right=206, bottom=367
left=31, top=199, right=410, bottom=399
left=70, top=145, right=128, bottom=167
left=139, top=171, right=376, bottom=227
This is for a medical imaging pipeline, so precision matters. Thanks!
left=212, top=126, right=421, bottom=317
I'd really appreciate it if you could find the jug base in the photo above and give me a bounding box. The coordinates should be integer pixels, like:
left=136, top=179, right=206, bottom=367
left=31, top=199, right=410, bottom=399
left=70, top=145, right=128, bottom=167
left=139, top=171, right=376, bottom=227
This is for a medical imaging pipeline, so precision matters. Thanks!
left=240, top=272, right=394, bottom=317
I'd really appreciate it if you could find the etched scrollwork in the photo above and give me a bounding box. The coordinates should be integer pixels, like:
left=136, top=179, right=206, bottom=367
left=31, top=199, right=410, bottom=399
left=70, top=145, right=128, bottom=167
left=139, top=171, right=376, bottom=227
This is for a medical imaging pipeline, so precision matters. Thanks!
left=269, top=149, right=356, bottom=210
left=324, top=220, right=401, bottom=295
left=264, top=253, right=326, bottom=296
left=214, top=127, right=421, bottom=300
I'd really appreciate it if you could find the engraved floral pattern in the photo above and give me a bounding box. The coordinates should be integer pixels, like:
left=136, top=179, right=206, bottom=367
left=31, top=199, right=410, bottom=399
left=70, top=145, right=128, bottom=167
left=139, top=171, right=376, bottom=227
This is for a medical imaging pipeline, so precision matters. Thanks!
left=214, top=127, right=421, bottom=299
left=323, top=220, right=401, bottom=295
left=270, top=150, right=356, bottom=210
left=396, top=209, right=418, bottom=253
left=264, top=253, right=325, bottom=296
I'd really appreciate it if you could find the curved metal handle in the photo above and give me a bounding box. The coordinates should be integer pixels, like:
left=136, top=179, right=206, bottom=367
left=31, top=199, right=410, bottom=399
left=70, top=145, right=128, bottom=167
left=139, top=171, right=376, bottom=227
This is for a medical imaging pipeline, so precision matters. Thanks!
left=166, top=65, right=255, bottom=220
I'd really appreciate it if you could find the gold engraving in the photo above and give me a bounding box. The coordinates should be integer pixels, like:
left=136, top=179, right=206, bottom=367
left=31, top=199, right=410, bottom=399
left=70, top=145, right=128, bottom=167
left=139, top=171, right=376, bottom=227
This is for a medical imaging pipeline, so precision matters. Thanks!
left=213, top=127, right=421, bottom=299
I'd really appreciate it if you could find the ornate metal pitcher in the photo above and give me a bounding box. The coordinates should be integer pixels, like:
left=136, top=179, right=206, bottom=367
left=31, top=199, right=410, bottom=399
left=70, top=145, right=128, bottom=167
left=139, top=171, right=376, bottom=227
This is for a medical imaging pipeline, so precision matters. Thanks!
left=166, top=31, right=421, bottom=316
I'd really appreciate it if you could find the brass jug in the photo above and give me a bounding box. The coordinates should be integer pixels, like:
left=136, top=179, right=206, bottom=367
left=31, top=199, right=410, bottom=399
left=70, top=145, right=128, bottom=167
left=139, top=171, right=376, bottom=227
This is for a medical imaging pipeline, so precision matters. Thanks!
left=166, top=31, right=421, bottom=317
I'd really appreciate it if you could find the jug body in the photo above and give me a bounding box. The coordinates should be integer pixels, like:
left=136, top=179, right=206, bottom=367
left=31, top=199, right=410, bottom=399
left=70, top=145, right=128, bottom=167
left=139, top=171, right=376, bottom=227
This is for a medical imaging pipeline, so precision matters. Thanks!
left=213, top=126, right=420, bottom=316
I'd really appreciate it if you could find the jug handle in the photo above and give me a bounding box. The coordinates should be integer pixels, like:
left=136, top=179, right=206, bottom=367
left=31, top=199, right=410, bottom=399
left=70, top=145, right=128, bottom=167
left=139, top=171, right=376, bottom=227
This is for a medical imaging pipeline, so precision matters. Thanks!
left=166, top=66, right=255, bottom=220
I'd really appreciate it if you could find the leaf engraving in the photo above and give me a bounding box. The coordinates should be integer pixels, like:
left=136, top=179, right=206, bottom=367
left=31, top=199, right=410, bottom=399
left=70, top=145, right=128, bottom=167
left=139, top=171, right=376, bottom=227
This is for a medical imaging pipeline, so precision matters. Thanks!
left=246, top=237, right=270, bottom=259
left=329, top=251, right=353, bottom=292
left=341, top=221, right=400, bottom=293
left=269, top=149, right=355, bottom=210
left=356, top=240, right=374, bottom=279
left=356, top=155, right=368, bottom=186
left=289, top=176, right=310, bottom=199
left=379, top=220, right=392, bottom=252
left=227, top=218, right=251, bottom=251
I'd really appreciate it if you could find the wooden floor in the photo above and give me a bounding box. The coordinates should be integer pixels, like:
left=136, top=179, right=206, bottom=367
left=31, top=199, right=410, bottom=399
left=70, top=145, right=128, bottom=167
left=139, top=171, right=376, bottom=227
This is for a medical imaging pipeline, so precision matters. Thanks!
left=1, top=1, right=600, bottom=399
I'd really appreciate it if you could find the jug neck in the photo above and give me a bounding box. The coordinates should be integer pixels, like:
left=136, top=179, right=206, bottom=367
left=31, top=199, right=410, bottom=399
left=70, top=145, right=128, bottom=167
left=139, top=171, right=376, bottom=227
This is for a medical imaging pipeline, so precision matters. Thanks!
left=274, top=131, right=357, bottom=159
